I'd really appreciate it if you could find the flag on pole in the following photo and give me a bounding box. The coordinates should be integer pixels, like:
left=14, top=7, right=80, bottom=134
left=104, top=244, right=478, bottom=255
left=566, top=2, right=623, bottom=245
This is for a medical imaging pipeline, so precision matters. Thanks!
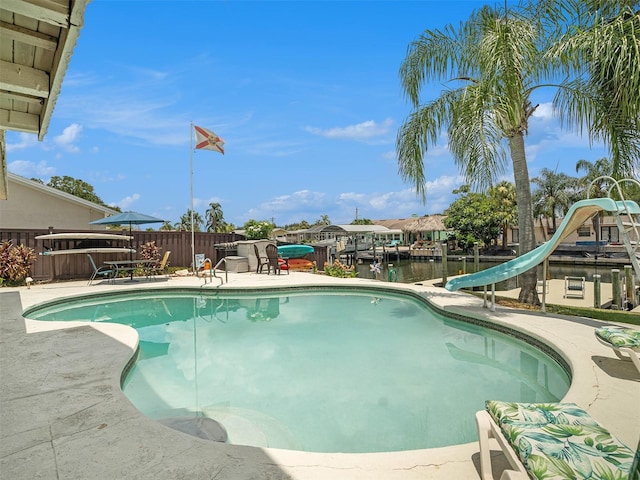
left=194, top=125, right=225, bottom=154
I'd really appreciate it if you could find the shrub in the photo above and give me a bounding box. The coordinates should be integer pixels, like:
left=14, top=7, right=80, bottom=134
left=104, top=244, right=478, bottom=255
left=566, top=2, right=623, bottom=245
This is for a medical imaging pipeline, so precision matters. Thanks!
left=0, top=241, right=37, bottom=285
left=324, top=260, right=358, bottom=278
left=244, top=220, right=273, bottom=240
left=139, top=241, right=160, bottom=260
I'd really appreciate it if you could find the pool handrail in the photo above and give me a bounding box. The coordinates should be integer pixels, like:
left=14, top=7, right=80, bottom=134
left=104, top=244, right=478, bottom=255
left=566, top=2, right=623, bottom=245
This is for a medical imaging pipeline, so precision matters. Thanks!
left=204, top=257, right=227, bottom=286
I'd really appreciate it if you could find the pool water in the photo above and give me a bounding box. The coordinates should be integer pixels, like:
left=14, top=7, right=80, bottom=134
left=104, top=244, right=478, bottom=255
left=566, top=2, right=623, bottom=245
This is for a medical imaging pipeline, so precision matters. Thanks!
left=25, top=289, right=570, bottom=453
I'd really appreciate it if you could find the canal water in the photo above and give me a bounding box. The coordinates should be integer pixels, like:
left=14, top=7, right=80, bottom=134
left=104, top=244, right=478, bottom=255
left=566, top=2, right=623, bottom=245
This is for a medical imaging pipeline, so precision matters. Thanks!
left=354, top=257, right=619, bottom=290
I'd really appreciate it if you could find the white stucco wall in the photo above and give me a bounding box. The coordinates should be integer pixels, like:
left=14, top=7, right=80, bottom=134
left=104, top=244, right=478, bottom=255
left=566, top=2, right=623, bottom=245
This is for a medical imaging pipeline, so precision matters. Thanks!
left=0, top=175, right=115, bottom=230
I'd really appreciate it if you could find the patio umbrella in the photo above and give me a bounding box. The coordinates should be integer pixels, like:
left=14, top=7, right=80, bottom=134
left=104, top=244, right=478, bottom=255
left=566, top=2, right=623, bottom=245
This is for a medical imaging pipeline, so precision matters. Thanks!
left=90, top=211, right=164, bottom=279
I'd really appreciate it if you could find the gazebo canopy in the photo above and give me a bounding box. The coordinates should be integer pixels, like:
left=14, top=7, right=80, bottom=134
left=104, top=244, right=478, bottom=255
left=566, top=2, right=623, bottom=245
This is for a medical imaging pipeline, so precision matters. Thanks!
left=403, top=215, right=448, bottom=233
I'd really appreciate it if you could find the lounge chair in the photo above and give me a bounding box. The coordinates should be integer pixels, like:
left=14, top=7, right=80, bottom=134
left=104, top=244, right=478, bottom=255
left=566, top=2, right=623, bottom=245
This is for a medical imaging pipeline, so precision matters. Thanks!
left=87, top=254, right=114, bottom=285
left=146, top=251, right=171, bottom=278
left=476, top=400, right=637, bottom=480
left=595, top=326, right=640, bottom=374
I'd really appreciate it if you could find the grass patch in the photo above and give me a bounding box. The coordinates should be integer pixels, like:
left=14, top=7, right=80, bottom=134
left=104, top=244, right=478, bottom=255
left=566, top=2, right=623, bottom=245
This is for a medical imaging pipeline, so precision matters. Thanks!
left=544, top=304, right=640, bottom=325
left=471, top=293, right=640, bottom=326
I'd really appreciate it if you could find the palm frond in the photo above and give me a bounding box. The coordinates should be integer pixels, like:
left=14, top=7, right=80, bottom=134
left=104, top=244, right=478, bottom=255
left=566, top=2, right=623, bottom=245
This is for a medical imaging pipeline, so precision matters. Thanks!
left=396, top=95, right=453, bottom=200
left=399, top=24, right=463, bottom=107
left=447, top=87, right=507, bottom=190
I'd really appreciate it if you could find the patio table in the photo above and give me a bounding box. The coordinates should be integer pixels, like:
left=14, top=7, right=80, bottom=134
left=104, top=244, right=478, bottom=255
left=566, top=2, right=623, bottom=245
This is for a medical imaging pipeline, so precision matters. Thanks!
left=104, top=259, right=155, bottom=279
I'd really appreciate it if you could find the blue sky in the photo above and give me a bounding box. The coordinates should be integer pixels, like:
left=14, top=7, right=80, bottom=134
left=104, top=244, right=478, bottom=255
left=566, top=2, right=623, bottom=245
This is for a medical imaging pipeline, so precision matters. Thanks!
left=6, top=0, right=608, bottom=228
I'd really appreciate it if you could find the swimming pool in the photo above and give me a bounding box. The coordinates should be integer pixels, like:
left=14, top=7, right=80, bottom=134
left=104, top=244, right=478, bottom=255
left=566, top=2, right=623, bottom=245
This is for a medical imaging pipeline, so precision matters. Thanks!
left=24, top=287, right=571, bottom=453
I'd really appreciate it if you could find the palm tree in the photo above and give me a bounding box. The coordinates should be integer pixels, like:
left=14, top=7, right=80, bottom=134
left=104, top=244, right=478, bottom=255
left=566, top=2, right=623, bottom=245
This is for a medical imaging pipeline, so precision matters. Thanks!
left=541, top=1, right=640, bottom=178
left=531, top=168, right=576, bottom=234
left=575, top=157, right=614, bottom=198
left=397, top=2, right=639, bottom=304
left=175, top=209, right=203, bottom=232
left=160, top=221, right=174, bottom=231
left=205, top=202, right=225, bottom=233
left=489, top=181, right=518, bottom=251
left=316, top=215, right=331, bottom=226
left=397, top=4, right=556, bottom=304
left=575, top=157, right=618, bottom=258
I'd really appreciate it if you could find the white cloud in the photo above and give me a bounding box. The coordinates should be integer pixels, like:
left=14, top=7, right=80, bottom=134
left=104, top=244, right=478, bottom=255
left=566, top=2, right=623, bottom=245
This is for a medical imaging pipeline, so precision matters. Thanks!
left=8, top=160, right=56, bottom=178
left=362, top=175, right=464, bottom=218
left=425, top=142, right=451, bottom=158
left=116, top=193, right=141, bottom=210
left=525, top=129, right=604, bottom=164
left=242, top=175, right=466, bottom=226
left=424, top=175, right=462, bottom=193
left=381, top=151, right=396, bottom=161
left=239, top=190, right=330, bottom=225
left=204, top=195, right=224, bottom=205
left=305, top=118, right=394, bottom=143
left=6, top=133, right=39, bottom=152
left=59, top=90, right=190, bottom=147
left=531, top=102, right=555, bottom=121
left=248, top=190, right=328, bottom=216
left=53, top=123, right=83, bottom=152
left=337, top=192, right=368, bottom=203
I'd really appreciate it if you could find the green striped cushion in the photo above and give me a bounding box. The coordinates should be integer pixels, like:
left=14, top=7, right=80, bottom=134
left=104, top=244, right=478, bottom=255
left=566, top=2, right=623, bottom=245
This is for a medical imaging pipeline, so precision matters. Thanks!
left=486, top=400, right=598, bottom=427
left=595, top=326, right=640, bottom=349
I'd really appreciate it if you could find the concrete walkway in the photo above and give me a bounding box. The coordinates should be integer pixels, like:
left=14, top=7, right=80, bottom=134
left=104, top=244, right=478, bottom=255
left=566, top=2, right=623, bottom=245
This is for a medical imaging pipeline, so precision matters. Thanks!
left=1, top=272, right=638, bottom=479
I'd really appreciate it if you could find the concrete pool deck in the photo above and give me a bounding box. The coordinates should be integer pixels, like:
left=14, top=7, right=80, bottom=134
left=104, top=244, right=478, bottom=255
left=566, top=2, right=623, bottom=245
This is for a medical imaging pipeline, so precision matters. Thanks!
left=1, top=272, right=638, bottom=479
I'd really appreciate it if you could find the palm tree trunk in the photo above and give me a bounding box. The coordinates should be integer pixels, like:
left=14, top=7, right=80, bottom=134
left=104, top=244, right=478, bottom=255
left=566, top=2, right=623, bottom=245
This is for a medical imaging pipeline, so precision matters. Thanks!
left=509, top=132, right=540, bottom=305
left=502, top=223, right=508, bottom=251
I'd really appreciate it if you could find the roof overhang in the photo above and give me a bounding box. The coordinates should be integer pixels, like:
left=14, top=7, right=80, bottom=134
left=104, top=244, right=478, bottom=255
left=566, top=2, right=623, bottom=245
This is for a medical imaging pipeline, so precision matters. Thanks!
left=0, top=0, right=91, bottom=199
left=8, top=172, right=117, bottom=215
left=335, top=224, right=391, bottom=234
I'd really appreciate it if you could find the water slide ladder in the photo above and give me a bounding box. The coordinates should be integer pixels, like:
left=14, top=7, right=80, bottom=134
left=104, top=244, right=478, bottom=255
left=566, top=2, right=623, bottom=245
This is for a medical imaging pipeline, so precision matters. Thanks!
left=600, top=177, right=640, bottom=282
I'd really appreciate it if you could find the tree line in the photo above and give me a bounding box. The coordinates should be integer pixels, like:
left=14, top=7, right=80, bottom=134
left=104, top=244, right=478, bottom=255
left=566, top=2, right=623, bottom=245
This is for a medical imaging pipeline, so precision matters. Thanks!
left=396, top=0, right=639, bottom=304
left=446, top=157, right=640, bottom=252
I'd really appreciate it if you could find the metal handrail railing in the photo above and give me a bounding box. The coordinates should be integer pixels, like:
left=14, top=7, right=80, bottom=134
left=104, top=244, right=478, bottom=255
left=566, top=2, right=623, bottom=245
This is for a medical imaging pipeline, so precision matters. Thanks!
left=201, top=257, right=228, bottom=286
left=588, top=176, right=640, bottom=282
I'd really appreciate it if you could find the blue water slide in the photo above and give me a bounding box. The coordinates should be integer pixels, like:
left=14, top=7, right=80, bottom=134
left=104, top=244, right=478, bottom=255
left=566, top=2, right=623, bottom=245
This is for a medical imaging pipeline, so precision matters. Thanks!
left=445, top=198, right=640, bottom=292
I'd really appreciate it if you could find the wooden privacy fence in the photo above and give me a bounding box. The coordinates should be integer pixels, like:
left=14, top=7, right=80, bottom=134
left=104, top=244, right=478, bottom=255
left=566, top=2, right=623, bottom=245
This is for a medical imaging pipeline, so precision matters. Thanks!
left=1, top=229, right=241, bottom=281
left=1, top=229, right=328, bottom=281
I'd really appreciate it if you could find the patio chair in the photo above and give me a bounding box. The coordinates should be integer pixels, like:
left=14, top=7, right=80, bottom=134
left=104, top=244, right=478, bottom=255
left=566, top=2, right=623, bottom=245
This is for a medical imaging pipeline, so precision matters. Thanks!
left=595, top=326, right=640, bottom=374
left=268, top=243, right=288, bottom=275
left=476, top=400, right=637, bottom=480
left=146, top=251, right=171, bottom=279
left=258, top=243, right=288, bottom=275
left=254, top=244, right=269, bottom=273
left=87, top=254, right=114, bottom=285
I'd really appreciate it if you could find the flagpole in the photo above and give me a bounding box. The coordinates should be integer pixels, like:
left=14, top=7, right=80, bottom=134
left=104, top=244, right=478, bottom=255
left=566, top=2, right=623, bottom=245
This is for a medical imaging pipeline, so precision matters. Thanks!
left=190, top=122, right=195, bottom=274
left=190, top=124, right=224, bottom=275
